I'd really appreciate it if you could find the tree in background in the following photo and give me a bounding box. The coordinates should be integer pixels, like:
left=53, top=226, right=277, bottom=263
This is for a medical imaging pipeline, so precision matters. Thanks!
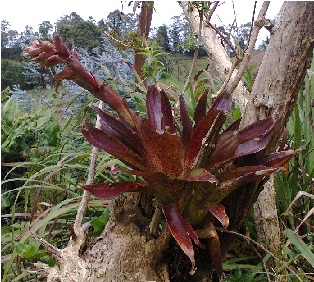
left=56, top=12, right=104, bottom=52
left=38, top=21, right=53, bottom=40
left=104, top=9, right=138, bottom=36
left=154, top=24, right=171, bottom=52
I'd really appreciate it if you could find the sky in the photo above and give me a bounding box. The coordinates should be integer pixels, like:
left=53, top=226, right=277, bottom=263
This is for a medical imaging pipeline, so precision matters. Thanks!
left=1, top=1, right=284, bottom=40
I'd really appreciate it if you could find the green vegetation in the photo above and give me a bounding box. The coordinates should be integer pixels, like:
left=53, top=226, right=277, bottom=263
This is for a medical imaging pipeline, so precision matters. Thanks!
left=1, top=8, right=313, bottom=282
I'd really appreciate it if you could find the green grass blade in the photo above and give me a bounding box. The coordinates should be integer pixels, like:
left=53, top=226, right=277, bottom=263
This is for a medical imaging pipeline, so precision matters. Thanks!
left=283, top=228, right=314, bottom=268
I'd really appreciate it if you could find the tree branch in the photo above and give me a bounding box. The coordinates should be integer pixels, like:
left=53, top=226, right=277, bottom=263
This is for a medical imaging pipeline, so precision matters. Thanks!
left=179, top=1, right=248, bottom=107
left=73, top=101, right=105, bottom=245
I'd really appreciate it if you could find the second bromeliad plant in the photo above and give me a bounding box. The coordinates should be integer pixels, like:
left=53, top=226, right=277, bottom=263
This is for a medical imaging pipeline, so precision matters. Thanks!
left=24, top=34, right=296, bottom=276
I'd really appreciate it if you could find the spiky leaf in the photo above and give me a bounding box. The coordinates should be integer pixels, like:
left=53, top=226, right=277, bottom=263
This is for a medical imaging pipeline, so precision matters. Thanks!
left=82, top=122, right=145, bottom=170
left=179, top=95, right=193, bottom=148
left=146, top=86, right=175, bottom=133
left=205, top=204, right=229, bottom=229
left=206, top=117, right=275, bottom=169
left=82, top=182, right=146, bottom=198
left=162, top=203, right=203, bottom=275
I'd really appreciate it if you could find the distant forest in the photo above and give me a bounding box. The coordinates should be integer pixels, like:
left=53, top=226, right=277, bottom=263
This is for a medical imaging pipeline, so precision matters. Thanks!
left=1, top=10, right=267, bottom=91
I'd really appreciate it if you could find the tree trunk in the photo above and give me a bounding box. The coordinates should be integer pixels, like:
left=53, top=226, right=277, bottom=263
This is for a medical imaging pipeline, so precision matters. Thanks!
left=253, top=175, right=282, bottom=271
left=220, top=1, right=314, bottom=258
left=35, top=2, right=314, bottom=281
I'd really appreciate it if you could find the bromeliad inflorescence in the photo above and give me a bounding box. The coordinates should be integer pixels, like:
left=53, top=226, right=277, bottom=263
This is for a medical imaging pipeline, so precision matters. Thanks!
left=24, top=34, right=296, bottom=276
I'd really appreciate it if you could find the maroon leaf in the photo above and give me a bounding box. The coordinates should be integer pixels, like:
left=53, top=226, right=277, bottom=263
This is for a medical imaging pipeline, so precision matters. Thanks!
left=239, top=117, right=275, bottom=142
left=139, top=119, right=184, bottom=177
left=185, top=91, right=232, bottom=167
left=206, top=117, right=275, bottom=169
left=205, top=222, right=223, bottom=276
left=216, top=166, right=278, bottom=182
left=82, top=182, right=146, bottom=199
left=185, top=108, right=222, bottom=168
left=161, top=89, right=175, bottom=133
left=162, top=203, right=203, bottom=275
left=180, top=168, right=218, bottom=183
left=95, top=108, right=146, bottom=157
left=261, top=150, right=296, bottom=167
left=82, top=122, right=146, bottom=170
left=194, top=91, right=208, bottom=126
left=225, top=118, right=242, bottom=132
left=210, top=90, right=232, bottom=112
left=147, top=85, right=162, bottom=131
left=205, top=204, right=229, bottom=229
left=205, top=166, right=281, bottom=204
left=179, top=95, right=193, bottom=148
left=146, top=85, right=175, bottom=133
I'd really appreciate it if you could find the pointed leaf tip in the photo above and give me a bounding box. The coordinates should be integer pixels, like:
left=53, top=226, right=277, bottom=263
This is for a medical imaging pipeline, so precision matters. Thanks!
left=82, top=182, right=146, bottom=199
left=205, top=204, right=229, bottom=229
left=146, top=85, right=175, bottom=133
left=162, top=203, right=203, bottom=274
left=179, top=94, right=193, bottom=148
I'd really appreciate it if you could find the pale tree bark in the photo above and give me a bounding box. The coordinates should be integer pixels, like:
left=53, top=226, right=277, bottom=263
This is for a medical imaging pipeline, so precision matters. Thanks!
left=245, top=3, right=314, bottom=278
left=221, top=0, right=314, bottom=268
left=33, top=2, right=314, bottom=282
left=179, top=1, right=250, bottom=108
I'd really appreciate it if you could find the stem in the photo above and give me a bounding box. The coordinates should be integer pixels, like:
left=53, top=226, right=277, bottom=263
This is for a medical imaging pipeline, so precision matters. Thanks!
left=73, top=101, right=105, bottom=243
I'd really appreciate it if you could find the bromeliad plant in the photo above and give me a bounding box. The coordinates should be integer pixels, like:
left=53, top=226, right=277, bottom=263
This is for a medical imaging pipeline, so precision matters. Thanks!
left=24, top=34, right=296, bottom=276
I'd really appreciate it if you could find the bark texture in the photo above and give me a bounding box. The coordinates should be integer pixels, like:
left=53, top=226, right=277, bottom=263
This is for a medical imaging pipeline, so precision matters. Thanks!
left=40, top=195, right=171, bottom=282
left=253, top=175, right=282, bottom=270
left=220, top=1, right=314, bottom=257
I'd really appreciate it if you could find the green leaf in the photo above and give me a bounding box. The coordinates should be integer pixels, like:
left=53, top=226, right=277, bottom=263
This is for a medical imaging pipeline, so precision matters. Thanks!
left=15, top=239, right=39, bottom=259
left=1, top=195, right=11, bottom=209
left=90, top=208, right=110, bottom=236
left=284, top=228, right=314, bottom=267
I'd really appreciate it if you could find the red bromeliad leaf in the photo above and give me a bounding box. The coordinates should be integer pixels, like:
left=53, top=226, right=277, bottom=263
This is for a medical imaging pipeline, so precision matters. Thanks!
left=185, top=91, right=232, bottom=168
left=225, top=118, right=242, bottom=132
left=95, top=108, right=146, bottom=157
left=160, top=89, right=175, bottom=133
left=210, top=90, right=232, bottom=112
left=179, top=168, right=218, bottom=183
left=194, top=91, right=208, bottom=126
left=82, top=182, right=146, bottom=199
left=146, top=86, right=175, bottom=133
left=205, top=204, right=229, bottom=229
left=205, top=222, right=223, bottom=276
left=82, top=122, right=146, bottom=170
left=146, top=85, right=162, bottom=131
left=260, top=150, right=296, bottom=167
left=179, top=95, right=193, bottom=148
left=206, top=117, right=275, bottom=169
left=162, top=203, right=203, bottom=275
left=139, top=119, right=184, bottom=177
left=205, top=166, right=281, bottom=204
left=216, top=166, right=279, bottom=182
